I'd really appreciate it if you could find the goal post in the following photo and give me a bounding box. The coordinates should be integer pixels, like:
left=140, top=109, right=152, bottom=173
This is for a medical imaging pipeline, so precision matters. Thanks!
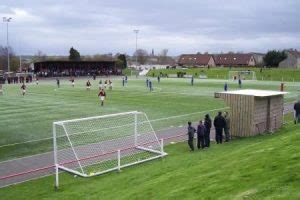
left=53, top=111, right=167, bottom=188
left=228, top=70, right=256, bottom=80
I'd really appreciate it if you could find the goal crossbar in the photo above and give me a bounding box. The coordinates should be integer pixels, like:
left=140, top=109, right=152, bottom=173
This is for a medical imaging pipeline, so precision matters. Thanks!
left=54, top=111, right=141, bottom=125
left=228, top=70, right=256, bottom=80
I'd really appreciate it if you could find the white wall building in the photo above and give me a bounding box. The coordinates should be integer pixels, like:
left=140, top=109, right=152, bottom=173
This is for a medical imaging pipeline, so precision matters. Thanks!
left=279, top=50, right=300, bottom=68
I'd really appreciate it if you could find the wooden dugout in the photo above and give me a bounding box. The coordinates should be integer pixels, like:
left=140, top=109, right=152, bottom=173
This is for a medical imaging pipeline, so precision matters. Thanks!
left=215, top=89, right=287, bottom=137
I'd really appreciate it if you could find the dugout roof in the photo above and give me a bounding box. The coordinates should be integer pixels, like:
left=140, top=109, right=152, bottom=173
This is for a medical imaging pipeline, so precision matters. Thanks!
left=217, top=89, right=287, bottom=97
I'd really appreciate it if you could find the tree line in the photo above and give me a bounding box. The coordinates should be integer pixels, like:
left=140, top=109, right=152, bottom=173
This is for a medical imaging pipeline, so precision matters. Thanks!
left=263, top=50, right=287, bottom=67
left=0, top=46, right=24, bottom=72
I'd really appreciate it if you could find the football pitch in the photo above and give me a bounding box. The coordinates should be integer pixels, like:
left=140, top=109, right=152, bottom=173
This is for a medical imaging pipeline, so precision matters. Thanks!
left=0, top=77, right=299, bottom=161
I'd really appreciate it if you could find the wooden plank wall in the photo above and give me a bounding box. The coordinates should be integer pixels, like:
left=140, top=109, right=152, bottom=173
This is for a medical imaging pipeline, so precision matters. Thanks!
left=253, top=97, right=268, bottom=134
left=269, top=95, right=284, bottom=132
left=253, top=95, right=284, bottom=134
left=217, top=93, right=254, bottom=137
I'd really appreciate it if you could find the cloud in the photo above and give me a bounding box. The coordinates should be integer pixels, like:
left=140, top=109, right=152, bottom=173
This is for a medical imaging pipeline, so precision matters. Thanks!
left=0, top=0, right=299, bottom=55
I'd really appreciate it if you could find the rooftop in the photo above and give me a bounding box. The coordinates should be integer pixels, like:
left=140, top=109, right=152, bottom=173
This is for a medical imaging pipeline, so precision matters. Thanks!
left=214, top=54, right=253, bottom=65
left=217, top=89, right=287, bottom=97
left=178, top=54, right=212, bottom=65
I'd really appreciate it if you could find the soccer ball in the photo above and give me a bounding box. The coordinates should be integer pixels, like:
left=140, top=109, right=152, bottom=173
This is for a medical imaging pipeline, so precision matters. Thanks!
left=89, top=172, right=95, bottom=176
left=74, top=175, right=77, bottom=178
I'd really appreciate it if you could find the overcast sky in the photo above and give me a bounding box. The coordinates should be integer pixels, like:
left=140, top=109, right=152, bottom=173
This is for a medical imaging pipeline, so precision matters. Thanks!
left=0, top=0, right=300, bottom=56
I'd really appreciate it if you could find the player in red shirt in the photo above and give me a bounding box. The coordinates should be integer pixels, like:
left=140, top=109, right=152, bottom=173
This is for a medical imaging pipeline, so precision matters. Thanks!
left=21, top=83, right=26, bottom=96
left=86, top=80, right=91, bottom=90
left=98, top=89, right=106, bottom=106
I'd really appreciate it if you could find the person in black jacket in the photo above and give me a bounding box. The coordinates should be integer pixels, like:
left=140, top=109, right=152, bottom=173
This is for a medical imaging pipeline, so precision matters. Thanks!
left=204, top=114, right=212, bottom=147
left=214, top=112, right=226, bottom=144
left=197, top=120, right=206, bottom=149
left=294, top=100, right=300, bottom=124
left=187, top=121, right=196, bottom=151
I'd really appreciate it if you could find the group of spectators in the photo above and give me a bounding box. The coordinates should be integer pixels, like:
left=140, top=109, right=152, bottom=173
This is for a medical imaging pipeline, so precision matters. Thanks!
left=36, top=68, right=122, bottom=77
left=187, top=111, right=231, bottom=151
left=6, top=76, right=33, bottom=84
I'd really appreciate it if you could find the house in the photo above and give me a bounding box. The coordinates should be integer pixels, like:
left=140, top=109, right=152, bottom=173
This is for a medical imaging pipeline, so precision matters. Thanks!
left=279, top=50, right=300, bottom=68
left=214, top=53, right=256, bottom=67
left=178, top=54, right=216, bottom=67
left=251, top=53, right=265, bottom=66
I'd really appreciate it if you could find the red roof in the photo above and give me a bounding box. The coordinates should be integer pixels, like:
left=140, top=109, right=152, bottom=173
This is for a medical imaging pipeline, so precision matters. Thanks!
left=214, top=54, right=253, bottom=65
left=178, top=54, right=212, bottom=65
left=287, top=50, right=300, bottom=58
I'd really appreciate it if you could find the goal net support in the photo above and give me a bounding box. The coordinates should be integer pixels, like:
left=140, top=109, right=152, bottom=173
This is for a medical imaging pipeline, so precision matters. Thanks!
left=53, top=111, right=167, bottom=188
left=228, top=71, right=256, bottom=80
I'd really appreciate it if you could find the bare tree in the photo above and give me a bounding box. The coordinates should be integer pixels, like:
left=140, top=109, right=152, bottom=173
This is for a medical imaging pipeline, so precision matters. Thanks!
left=32, top=50, right=46, bottom=63
left=134, top=49, right=148, bottom=65
left=158, top=49, right=168, bottom=64
left=161, top=49, right=168, bottom=57
left=0, top=45, right=19, bottom=72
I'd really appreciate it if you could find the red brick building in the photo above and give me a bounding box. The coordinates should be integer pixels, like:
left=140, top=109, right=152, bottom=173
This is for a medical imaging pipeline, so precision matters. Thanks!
left=178, top=54, right=216, bottom=67
left=213, top=54, right=256, bottom=67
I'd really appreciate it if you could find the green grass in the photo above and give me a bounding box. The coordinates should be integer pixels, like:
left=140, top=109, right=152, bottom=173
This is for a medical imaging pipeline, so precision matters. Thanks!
left=1, top=123, right=299, bottom=200
left=148, top=67, right=300, bottom=82
left=0, top=77, right=299, bottom=161
left=122, top=68, right=138, bottom=76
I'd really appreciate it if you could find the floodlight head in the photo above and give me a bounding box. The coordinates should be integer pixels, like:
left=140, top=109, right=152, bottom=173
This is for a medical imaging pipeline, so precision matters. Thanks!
left=3, top=17, right=12, bottom=22
left=133, top=29, right=139, bottom=33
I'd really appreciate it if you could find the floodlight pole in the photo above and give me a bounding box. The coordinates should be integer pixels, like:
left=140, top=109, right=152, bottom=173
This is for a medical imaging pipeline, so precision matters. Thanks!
left=3, top=17, right=12, bottom=73
left=19, top=55, right=22, bottom=71
left=133, top=29, right=139, bottom=66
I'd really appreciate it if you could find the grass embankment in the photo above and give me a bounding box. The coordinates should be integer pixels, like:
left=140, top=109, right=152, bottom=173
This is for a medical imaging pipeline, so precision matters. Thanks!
left=148, top=68, right=300, bottom=82
left=1, top=123, right=299, bottom=199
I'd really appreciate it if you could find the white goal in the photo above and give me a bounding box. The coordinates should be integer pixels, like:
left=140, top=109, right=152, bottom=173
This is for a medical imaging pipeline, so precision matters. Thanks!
left=228, top=71, right=256, bottom=80
left=53, top=111, right=167, bottom=188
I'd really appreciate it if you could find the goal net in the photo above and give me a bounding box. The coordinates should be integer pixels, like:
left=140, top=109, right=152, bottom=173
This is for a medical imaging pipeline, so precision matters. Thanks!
left=228, top=71, right=256, bottom=80
left=53, top=111, right=167, bottom=188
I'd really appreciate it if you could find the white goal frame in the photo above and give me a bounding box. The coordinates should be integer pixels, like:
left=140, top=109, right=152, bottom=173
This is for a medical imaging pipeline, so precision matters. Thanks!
left=53, top=111, right=167, bottom=189
left=228, top=70, right=256, bottom=80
